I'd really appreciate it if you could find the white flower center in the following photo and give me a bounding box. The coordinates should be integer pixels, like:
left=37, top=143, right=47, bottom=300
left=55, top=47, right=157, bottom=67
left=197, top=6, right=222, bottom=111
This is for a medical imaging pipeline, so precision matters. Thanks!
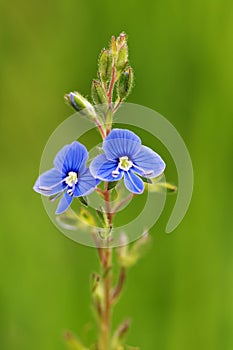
left=119, top=156, right=133, bottom=171
left=65, top=171, right=78, bottom=187
left=112, top=156, right=133, bottom=177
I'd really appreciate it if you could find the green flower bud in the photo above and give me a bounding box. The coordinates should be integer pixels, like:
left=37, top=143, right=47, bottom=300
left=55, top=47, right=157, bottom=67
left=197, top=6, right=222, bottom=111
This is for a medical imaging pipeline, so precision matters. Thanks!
left=91, top=80, right=108, bottom=105
left=98, top=49, right=113, bottom=83
left=111, top=319, right=130, bottom=350
left=110, top=35, right=117, bottom=57
left=92, top=273, right=104, bottom=301
left=149, top=181, right=177, bottom=193
left=64, top=331, right=88, bottom=350
left=116, top=43, right=128, bottom=72
left=116, top=32, right=127, bottom=49
left=64, top=91, right=96, bottom=118
left=117, top=232, right=151, bottom=269
left=117, top=67, right=134, bottom=100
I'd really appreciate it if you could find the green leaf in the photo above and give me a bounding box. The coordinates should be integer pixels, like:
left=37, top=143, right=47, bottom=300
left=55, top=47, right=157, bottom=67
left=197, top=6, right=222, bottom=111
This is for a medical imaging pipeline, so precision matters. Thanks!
left=108, top=181, right=118, bottom=190
left=111, top=188, right=118, bottom=201
left=96, top=208, right=106, bottom=226
left=78, top=196, right=88, bottom=206
left=138, top=176, right=152, bottom=184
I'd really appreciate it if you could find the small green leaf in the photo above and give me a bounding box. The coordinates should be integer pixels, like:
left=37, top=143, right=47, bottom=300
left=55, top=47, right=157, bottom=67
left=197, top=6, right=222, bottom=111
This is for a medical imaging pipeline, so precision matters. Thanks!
left=96, top=209, right=105, bottom=226
left=78, top=196, right=88, bottom=206
left=111, top=188, right=118, bottom=201
left=108, top=181, right=118, bottom=190
left=138, top=176, right=152, bottom=184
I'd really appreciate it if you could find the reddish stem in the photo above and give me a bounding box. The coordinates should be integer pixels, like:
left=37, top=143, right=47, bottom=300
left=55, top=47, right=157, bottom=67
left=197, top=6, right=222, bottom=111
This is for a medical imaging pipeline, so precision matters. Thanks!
left=108, top=66, right=116, bottom=107
left=93, top=117, right=106, bottom=139
left=113, top=98, right=122, bottom=113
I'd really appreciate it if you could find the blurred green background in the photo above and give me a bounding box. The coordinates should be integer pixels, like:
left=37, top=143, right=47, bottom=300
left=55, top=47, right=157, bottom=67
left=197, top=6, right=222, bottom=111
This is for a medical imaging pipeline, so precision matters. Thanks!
left=1, top=0, right=233, bottom=349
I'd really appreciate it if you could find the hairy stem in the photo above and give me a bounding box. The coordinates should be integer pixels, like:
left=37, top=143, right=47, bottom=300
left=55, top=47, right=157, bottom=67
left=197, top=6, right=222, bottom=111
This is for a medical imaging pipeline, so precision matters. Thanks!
left=98, top=184, right=113, bottom=350
left=93, top=117, right=106, bottom=139
left=108, top=66, right=116, bottom=107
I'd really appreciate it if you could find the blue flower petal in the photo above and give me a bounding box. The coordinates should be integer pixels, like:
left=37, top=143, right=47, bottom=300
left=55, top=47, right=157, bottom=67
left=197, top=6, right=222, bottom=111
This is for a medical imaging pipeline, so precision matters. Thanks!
left=132, top=145, right=166, bottom=178
left=33, top=168, right=64, bottom=196
left=103, top=129, right=141, bottom=160
left=53, top=144, right=70, bottom=173
left=55, top=141, right=88, bottom=175
left=56, top=192, right=73, bottom=214
left=74, top=168, right=100, bottom=196
left=124, top=170, right=144, bottom=194
left=90, top=154, right=123, bottom=181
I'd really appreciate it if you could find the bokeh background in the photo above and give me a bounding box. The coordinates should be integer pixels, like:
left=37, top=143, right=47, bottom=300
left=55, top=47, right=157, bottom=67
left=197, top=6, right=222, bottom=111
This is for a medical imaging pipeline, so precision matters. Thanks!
left=1, top=0, right=233, bottom=349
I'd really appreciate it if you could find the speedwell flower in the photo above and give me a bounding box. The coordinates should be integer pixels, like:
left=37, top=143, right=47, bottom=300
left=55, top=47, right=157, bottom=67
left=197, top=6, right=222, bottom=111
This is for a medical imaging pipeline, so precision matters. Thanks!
left=90, top=129, right=165, bottom=194
left=33, top=141, right=98, bottom=214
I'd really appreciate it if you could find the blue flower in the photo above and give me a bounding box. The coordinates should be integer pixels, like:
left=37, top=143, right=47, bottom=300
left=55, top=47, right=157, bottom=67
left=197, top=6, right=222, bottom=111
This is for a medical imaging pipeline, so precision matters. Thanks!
left=90, top=129, right=165, bottom=194
left=33, top=141, right=98, bottom=214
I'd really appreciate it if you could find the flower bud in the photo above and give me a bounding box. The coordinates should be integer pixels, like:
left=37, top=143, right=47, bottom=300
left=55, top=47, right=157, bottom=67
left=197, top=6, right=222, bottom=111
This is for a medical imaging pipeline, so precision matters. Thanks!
left=116, top=43, right=128, bottom=72
left=117, top=233, right=131, bottom=268
left=111, top=319, right=131, bottom=349
left=117, top=67, right=134, bottom=100
left=148, top=176, right=177, bottom=193
left=110, top=35, right=117, bottom=57
left=64, top=91, right=96, bottom=118
left=64, top=331, right=88, bottom=350
left=117, top=232, right=151, bottom=269
left=91, top=80, right=108, bottom=105
left=116, top=32, right=127, bottom=49
left=92, top=273, right=104, bottom=301
left=98, top=49, right=113, bottom=83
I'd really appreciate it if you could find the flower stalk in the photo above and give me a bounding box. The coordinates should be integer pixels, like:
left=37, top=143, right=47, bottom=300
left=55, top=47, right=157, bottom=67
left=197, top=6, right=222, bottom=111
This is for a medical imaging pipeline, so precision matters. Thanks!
left=33, top=32, right=173, bottom=350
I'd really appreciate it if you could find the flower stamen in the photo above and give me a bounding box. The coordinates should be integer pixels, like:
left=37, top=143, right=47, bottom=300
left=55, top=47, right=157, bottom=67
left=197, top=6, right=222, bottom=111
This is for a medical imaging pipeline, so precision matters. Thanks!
left=65, top=171, right=78, bottom=196
left=119, top=156, right=133, bottom=171
left=112, top=156, right=133, bottom=177
left=65, top=171, right=78, bottom=187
